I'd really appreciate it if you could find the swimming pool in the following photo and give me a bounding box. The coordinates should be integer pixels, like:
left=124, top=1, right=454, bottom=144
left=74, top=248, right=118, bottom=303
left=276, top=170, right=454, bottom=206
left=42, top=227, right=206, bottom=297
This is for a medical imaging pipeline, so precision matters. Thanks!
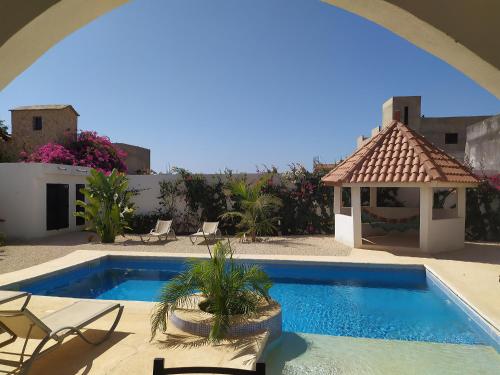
left=3, top=256, right=498, bottom=349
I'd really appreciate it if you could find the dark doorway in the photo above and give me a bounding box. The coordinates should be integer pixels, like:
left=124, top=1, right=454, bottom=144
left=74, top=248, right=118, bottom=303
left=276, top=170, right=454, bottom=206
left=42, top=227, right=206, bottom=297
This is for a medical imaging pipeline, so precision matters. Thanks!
left=75, top=184, right=85, bottom=226
left=46, top=183, right=69, bottom=230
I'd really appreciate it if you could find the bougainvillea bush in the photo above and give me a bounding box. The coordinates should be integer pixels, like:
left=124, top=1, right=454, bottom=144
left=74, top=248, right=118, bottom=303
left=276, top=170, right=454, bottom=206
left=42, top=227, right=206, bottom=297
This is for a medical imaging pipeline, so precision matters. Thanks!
left=21, top=131, right=127, bottom=173
left=126, top=166, right=498, bottom=241
left=128, top=165, right=335, bottom=236
left=262, top=164, right=334, bottom=235
left=466, top=174, right=500, bottom=241
left=68, top=131, right=127, bottom=172
left=20, top=143, right=76, bottom=165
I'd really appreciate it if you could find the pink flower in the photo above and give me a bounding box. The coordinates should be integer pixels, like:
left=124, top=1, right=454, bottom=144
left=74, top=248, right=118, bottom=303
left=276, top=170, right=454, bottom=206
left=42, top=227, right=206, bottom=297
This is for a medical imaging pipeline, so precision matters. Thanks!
left=488, top=174, right=500, bottom=191
left=21, top=130, right=127, bottom=173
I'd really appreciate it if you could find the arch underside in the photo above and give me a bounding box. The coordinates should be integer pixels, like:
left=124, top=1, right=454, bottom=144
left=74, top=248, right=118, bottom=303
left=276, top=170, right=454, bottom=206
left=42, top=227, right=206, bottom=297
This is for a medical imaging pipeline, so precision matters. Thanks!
left=0, top=0, right=499, bottom=97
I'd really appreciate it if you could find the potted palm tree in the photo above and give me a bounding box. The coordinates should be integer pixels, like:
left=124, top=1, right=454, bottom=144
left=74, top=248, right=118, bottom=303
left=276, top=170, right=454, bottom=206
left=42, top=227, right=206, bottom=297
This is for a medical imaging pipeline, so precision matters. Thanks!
left=150, top=241, right=281, bottom=342
left=221, top=175, right=281, bottom=242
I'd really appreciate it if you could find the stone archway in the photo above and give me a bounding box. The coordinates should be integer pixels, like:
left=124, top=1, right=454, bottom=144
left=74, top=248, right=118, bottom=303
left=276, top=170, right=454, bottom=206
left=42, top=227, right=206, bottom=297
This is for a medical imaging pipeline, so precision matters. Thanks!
left=1, top=0, right=499, bottom=97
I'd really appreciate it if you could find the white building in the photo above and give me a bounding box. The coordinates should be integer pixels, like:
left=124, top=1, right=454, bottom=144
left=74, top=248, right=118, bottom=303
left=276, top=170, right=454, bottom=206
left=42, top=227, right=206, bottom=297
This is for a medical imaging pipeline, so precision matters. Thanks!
left=0, top=163, right=90, bottom=240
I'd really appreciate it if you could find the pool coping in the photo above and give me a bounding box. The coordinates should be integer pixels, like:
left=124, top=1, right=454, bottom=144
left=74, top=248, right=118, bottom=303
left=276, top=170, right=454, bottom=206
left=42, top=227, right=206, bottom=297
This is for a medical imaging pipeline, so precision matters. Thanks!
left=0, top=249, right=498, bottom=342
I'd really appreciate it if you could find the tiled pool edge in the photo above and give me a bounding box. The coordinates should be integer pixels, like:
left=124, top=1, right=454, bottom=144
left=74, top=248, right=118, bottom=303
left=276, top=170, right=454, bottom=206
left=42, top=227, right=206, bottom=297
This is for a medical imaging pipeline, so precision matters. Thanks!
left=425, top=266, right=500, bottom=349
left=0, top=250, right=498, bottom=344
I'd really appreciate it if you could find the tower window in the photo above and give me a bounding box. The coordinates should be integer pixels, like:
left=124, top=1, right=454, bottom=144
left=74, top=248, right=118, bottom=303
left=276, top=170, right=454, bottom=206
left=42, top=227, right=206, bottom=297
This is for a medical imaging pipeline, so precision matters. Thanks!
left=33, top=116, right=42, bottom=131
left=403, top=106, right=409, bottom=125
left=445, top=133, right=458, bottom=144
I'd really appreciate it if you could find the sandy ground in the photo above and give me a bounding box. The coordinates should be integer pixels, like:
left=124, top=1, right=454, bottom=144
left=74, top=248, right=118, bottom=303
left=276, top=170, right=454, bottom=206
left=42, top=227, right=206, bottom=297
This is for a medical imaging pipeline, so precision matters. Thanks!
left=0, top=232, right=351, bottom=274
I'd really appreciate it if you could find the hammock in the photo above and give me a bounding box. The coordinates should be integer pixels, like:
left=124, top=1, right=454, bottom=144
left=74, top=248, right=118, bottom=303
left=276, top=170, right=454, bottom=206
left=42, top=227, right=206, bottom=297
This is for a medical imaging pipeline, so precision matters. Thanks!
left=362, top=208, right=419, bottom=232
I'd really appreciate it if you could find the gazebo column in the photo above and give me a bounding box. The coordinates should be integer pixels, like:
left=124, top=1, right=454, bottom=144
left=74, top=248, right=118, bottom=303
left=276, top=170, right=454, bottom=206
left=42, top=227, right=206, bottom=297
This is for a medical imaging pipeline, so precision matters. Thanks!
left=419, top=186, right=433, bottom=252
left=457, top=187, right=466, bottom=218
left=333, top=186, right=341, bottom=214
left=351, top=186, right=362, bottom=248
left=369, top=187, right=377, bottom=207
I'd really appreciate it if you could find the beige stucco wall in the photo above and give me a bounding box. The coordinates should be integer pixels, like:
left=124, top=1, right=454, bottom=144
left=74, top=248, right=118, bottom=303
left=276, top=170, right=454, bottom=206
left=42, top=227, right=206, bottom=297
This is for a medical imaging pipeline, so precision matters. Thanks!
left=10, top=107, right=78, bottom=154
left=465, top=115, right=500, bottom=173
left=358, top=96, right=493, bottom=163
left=419, top=116, right=490, bottom=162
left=113, top=143, right=150, bottom=174
left=382, top=96, right=421, bottom=130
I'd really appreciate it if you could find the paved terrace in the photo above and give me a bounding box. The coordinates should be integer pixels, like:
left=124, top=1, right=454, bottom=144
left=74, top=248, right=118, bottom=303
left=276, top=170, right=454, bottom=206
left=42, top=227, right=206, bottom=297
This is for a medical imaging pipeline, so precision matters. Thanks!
left=0, top=234, right=498, bottom=374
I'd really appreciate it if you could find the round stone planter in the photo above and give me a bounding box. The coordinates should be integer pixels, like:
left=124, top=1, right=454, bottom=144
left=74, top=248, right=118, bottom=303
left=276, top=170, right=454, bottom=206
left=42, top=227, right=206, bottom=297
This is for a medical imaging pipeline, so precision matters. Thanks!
left=170, top=295, right=282, bottom=341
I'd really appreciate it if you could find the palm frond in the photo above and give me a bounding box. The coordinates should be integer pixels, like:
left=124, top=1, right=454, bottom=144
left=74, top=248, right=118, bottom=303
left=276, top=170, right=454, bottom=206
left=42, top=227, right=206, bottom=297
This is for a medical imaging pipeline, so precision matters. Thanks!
left=150, top=241, right=273, bottom=341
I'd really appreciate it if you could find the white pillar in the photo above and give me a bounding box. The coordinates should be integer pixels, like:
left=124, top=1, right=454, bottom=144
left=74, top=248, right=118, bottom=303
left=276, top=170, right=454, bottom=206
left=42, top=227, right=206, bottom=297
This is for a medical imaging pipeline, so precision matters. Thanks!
left=351, top=186, right=362, bottom=248
left=419, top=186, right=433, bottom=252
left=457, top=187, right=466, bottom=218
left=334, top=186, right=341, bottom=214
left=369, top=187, right=377, bottom=208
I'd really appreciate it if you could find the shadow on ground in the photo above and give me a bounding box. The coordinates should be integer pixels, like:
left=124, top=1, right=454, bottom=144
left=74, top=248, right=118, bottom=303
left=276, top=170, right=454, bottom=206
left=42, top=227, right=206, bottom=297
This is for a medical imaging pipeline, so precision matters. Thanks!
left=158, top=331, right=264, bottom=366
left=378, top=241, right=500, bottom=265
left=0, top=330, right=130, bottom=375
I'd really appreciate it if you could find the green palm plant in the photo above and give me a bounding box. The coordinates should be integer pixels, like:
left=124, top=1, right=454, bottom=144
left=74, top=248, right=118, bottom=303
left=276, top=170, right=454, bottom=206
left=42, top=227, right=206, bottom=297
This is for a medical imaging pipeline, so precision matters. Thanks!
left=151, top=241, right=273, bottom=341
left=75, top=168, right=134, bottom=243
left=221, top=175, right=281, bottom=242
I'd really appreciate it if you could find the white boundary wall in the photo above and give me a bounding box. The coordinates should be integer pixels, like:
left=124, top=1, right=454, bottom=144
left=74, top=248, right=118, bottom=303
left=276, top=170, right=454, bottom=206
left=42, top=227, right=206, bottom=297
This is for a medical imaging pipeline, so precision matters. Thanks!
left=0, top=164, right=271, bottom=239
left=128, top=173, right=269, bottom=215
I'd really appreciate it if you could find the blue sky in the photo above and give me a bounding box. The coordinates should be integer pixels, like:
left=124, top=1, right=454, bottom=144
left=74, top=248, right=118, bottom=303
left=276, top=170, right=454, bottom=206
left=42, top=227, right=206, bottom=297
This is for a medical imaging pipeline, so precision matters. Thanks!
left=1, top=0, right=498, bottom=173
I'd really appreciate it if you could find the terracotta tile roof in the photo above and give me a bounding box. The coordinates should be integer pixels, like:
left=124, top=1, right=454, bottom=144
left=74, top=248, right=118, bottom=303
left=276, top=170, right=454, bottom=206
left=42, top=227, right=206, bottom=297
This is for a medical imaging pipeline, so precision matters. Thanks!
left=322, top=121, right=480, bottom=186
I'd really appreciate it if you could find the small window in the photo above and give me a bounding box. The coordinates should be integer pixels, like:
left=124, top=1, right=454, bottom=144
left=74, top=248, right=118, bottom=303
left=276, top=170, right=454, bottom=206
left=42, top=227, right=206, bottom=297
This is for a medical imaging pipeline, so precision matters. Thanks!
left=403, top=106, right=409, bottom=125
left=33, top=116, right=42, bottom=131
left=445, top=133, right=458, bottom=144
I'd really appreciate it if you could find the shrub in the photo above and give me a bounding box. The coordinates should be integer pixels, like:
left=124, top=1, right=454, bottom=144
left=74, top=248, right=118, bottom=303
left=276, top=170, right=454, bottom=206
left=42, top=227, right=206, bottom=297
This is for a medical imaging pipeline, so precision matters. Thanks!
left=172, top=167, right=229, bottom=233
left=221, top=175, right=281, bottom=241
left=466, top=174, right=500, bottom=241
left=264, top=164, right=334, bottom=234
left=128, top=213, right=162, bottom=234
left=75, top=169, right=134, bottom=243
left=158, top=179, right=182, bottom=219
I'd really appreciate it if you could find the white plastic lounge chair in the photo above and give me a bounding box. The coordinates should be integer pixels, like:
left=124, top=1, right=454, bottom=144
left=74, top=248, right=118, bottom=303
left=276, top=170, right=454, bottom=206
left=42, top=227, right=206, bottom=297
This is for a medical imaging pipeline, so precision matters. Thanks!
left=189, top=221, right=222, bottom=244
left=140, top=219, right=176, bottom=243
left=0, top=291, right=31, bottom=349
left=0, top=292, right=123, bottom=374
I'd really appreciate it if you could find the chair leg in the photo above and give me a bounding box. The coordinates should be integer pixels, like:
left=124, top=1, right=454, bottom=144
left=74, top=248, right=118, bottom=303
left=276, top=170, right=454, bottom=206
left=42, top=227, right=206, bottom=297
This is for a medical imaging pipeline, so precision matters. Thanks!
left=140, top=235, right=151, bottom=243
left=0, top=333, right=16, bottom=349
left=72, top=305, right=124, bottom=346
left=189, top=236, right=196, bottom=245
left=0, top=322, right=17, bottom=349
left=19, top=336, right=52, bottom=375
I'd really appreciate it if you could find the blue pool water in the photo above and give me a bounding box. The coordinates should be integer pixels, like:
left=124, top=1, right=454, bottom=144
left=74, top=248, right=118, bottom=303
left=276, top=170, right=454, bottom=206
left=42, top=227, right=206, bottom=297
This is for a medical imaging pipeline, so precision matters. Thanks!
left=5, top=257, right=497, bottom=348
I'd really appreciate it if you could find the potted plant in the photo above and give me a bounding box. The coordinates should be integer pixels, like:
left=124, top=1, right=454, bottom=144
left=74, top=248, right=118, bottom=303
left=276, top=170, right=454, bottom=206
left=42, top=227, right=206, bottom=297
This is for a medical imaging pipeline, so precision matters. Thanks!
left=151, top=241, right=279, bottom=341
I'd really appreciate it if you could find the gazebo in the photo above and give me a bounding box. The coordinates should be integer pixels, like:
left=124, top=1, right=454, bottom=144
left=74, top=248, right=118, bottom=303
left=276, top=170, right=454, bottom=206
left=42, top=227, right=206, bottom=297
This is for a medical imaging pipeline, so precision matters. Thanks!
left=322, top=121, right=480, bottom=253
